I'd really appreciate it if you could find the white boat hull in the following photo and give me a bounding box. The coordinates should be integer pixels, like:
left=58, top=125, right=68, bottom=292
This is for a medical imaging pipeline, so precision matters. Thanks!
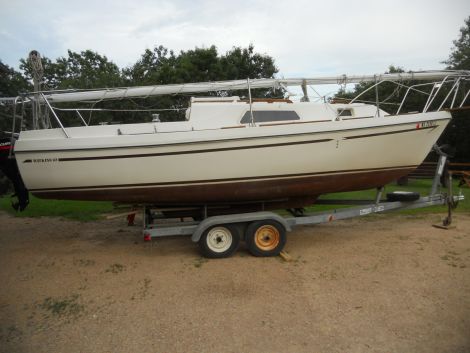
left=13, top=111, right=450, bottom=206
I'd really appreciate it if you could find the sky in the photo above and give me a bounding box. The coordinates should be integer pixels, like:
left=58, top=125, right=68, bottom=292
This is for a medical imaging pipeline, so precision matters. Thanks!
left=1, top=0, right=469, bottom=80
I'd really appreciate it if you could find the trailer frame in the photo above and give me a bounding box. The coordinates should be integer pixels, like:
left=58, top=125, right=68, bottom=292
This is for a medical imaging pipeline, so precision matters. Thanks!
left=141, top=149, right=465, bottom=258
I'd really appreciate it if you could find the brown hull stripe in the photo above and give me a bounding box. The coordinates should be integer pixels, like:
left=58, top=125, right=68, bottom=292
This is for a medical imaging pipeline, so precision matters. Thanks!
left=24, top=138, right=333, bottom=163
left=344, top=125, right=436, bottom=140
left=29, top=165, right=418, bottom=192
left=17, top=119, right=448, bottom=155
left=23, top=125, right=438, bottom=164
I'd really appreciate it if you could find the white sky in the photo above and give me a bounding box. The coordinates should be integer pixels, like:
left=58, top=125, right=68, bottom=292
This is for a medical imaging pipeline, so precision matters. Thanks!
left=1, top=0, right=469, bottom=79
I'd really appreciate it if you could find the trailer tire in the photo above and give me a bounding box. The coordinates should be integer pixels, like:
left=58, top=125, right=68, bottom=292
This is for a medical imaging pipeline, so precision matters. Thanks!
left=386, top=191, right=420, bottom=202
left=198, top=225, right=240, bottom=258
left=245, top=220, right=286, bottom=257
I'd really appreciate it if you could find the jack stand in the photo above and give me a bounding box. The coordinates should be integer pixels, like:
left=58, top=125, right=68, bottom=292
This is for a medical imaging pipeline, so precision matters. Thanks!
left=143, top=206, right=155, bottom=250
left=432, top=203, right=456, bottom=230
left=433, top=172, right=457, bottom=230
left=430, top=144, right=449, bottom=196
left=375, top=186, right=384, bottom=204
left=127, top=209, right=136, bottom=226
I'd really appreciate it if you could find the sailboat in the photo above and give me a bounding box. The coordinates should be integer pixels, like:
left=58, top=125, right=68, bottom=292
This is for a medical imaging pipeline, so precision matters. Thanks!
left=1, top=70, right=468, bottom=213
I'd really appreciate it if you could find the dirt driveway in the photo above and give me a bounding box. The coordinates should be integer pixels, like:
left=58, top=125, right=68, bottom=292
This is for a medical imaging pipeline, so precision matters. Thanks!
left=0, top=211, right=469, bottom=353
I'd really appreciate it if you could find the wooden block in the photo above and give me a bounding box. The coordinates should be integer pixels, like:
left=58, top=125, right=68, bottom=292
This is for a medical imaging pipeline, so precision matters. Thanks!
left=279, top=250, right=292, bottom=262
left=432, top=224, right=456, bottom=230
left=106, top=210, right=139, bottom=220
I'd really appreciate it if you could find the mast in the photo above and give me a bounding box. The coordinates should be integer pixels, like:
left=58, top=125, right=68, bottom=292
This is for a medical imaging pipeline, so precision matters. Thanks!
left=28, top=50, right=43, bottom=129
left=0, top=70, right=467, bottom=105
left=39, top=70, right=468, bottom=104
left=28, top=50, right=51, bottom=129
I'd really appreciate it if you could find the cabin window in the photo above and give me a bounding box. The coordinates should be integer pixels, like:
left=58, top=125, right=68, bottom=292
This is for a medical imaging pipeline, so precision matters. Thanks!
left=337, top=108, right=353, bottom=117
left=240, top=111, right=300, bottom=124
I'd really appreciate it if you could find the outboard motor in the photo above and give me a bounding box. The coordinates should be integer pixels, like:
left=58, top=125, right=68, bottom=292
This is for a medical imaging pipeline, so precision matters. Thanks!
left=0, top=137, right=29, bottom=211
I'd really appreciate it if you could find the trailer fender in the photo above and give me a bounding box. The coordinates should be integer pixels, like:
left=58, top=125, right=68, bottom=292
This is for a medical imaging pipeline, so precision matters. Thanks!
left=191, top=211, right=291, bottom=243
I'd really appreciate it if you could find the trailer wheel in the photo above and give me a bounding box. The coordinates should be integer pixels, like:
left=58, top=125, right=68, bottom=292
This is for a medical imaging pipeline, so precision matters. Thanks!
left=198, top=225, right=240, bottom=258
left=245, top=220, right=286, bottom=257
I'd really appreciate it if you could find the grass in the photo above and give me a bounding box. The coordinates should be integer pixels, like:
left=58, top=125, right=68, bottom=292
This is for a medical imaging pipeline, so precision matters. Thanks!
left=105, top=263, right=125, bottom=274
left=0, top=194, right=114, bottom=221
left=39, top=294, right=84, bottom=317
left=0, top=179, right=468, bottom=221
left=193, top=257, right=208, bottom=268
left=309, top=178, right=469, bottom=214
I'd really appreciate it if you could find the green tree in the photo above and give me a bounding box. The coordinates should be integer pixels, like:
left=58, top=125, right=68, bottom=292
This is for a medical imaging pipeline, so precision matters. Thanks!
left=334, top=17, right=470, bottom=163
left=221, top=45, right=278, bottom=81
left=13, top=45, right=281, bottom=124
left=220, top=45, right=281, bottom=99
left=123, top=45, right=177, bottom=85
left=0, top=61, right=31, bottom=194
left=443, top=16, right=470, bottom=70
left=0, top=61, right=31, bottom=133
left=441, top=16, right=470, bottom=162
left=124, top=44, right=279, bottom=85
left=20, top=50, right=123, bottom=90
left=0, top=61, right=31, bottom=98
left=334, top=65, right=436, bottom=115
left=334, top=63, right=469, bottom=162
left=18, top=50, right=124, bottom=126
left=123, top=44, right=281, bottom=121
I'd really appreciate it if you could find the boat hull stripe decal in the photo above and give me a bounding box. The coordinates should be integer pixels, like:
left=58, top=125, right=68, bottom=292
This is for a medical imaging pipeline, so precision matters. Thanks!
left=344, top=125, right=436, bottom=139
left=22, top=125, right=438, bottom=163
left=16, top=118, right=448, bottom=154
left=29, top=165, right=418, bottom=192
left=23, top=138, right=333, bottom=163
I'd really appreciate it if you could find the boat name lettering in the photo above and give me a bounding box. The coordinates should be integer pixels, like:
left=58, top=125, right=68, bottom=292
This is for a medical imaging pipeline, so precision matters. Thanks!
left=417, top=121, right=437, bottom=129
left=31, top=158, right=59, bottom=163
left=360, top=205, right=384, bottom=215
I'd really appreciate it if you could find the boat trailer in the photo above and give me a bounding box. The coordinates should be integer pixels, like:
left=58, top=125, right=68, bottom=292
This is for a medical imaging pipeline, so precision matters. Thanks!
left=141, top=149, right=465, bottom=258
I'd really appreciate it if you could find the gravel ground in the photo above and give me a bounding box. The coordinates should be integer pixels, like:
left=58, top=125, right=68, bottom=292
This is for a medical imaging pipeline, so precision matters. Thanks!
left=0, top=211, right=469, bottom=353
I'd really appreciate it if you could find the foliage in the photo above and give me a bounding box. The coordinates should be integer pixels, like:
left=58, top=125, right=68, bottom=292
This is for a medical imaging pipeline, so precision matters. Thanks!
left=17, top=50, right=125, bottom=126
left=10, top=45, right=281, bottom=125
left=438, top=110, right=470, bottom=162
left=0, top=195, right=114, bottom=221
left=310, top=178, right=470, bottom=214
left=219, top=45, right=281, bottom=99
left=0, top=61, right=31, bottom=97
left=0, top=62, right=32, bottom=193
left=19, top=50, right=123, bottom=90
left=443, top=16, right=470, bottom=70
left=40, top=294, right=84, bottom=317
left=1, top=179, right=467, bottom=220
left=1, top=25, right=469, bottom=202
left=15, top=45, right=278, bottom=95
left=124, top=44, right=278, bottom=86
left=439, top=17, right=470, bottom=162
left=122, top=44, right=281, bottom=121
left=1, top=44, right=281, bottom=194
left=333, top=65, right=453, bottom=115
left=0, top=61, right=31, bottom=132
left=332, top=19, right=470, bottom=163
left=334, top=64, right=470, bottom=162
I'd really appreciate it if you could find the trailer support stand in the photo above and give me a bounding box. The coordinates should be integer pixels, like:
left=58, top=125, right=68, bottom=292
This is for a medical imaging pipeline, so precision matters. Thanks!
left=375, top=187, right=384, bottom=204
left=433, top=172, right=458, bottom=230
